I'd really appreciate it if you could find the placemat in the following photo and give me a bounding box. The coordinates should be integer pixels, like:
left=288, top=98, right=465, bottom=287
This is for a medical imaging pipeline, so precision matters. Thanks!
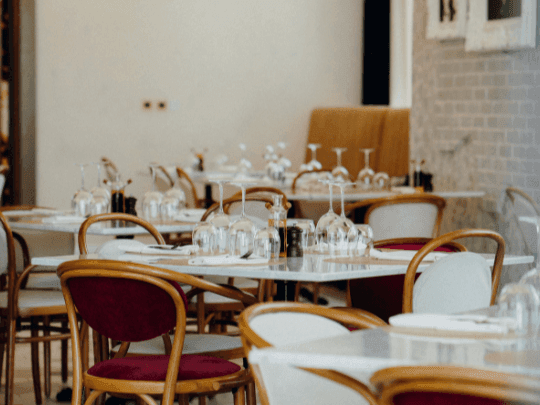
left=157, top=257, right=286, bottom=267
left=484, top=350, right=540, bottom=367
left=384, top=326, right=518, bottom=341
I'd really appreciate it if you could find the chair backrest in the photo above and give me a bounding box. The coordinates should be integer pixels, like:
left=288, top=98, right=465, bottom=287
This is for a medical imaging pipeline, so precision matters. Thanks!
left=78, top=213, right=165, bottom=254
left=291, top=170, right=335, bottom=192
left=176, top=167, right=201, bottom=208
left=239, top=302, right=384, bottom=405
left=347, top=238, right=467, bottom=320
left=371, top=366, right=540, bottom=405
left=343, top=195, right=446, bottom=240
left=224, top=196, right=278, bottom=224
left=0, top=212, right=17, bottom=293
left=403, top=229, right=506, bottom=313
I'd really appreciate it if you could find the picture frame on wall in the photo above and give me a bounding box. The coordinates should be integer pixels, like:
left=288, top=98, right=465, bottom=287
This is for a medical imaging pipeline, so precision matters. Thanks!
left=426, top=0, right=468, bottom=40
left=466, top=0, right=537, bottom=51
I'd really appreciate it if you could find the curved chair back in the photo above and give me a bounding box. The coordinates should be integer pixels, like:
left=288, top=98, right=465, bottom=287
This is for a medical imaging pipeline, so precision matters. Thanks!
left=239, top=302, right=383, bottom=405
left=100, top=156, right=119, bottom=181
left=344, top=194, right=446, bottom=240
left=176, top=167, right=202, bottom=208
left=291, top=169, right=333, bottom=192
left=371, top=366, right=540, bottom=405
left=403, top=229, right=505, bottom=313
left=224, top=196, right=279, bottom=225
left=348, top=237, right=466, bottom=321
left=78, top=213, right=165, bottom=254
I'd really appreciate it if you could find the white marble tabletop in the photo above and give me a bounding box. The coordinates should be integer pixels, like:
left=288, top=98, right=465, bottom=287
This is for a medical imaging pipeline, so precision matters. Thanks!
left=32, top=253, right=533, bottom=282
left=8, top=218, right=195, bottom=235
left=248, top=306, right=540, bottom=382
left=286, top=190, right=486, bottom=202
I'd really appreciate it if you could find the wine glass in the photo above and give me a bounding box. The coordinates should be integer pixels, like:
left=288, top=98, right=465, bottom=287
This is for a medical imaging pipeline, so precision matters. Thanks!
left=238, top=143, right=253, bottom=173
left=72, top=164, right=93, bottom=217
left=326, top=182, right=358, bottom=256
left=192, top=222, right=217, bottom=254
left=306, top=143, right=322, bottom=170
left=254, top=226, right=280, bottom=260
left=498, top=282, right=540, bottom=337
left=289, top=219, right=316, bottom=251
left=165, top=172, right=187, bottom=209
left=373, top=172, right=390, bottom=189
left=354, top=224, right=374, bottom=257
left=331, top=147, right=349, bottom=181
left=142, top=164, right=163, bottom=221
left=228, top=182, right=259, bottom=256
left=357, top=148, right=375, bottom=189
left=90, top=162, right=110, bottom=215
left=315, top=180, right=340, bottom=251
left=276, top=141, right=292, bottom=170
left=207, top=179, right=232, bottom=253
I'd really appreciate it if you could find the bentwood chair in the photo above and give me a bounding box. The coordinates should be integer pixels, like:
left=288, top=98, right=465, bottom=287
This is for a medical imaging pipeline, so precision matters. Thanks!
left=0, top=212, right=70, bottom=405
left=345, top=237, right=467, bottom=322
left=371, top=365, right=540, bottom=405
left=57, top=259, right=254, bottom=405
left=79, top=213, right=251, bottom=367
left=290, top=169, right=339, bottom=222
left=176, top=167, right=203, bottom=208
left=239, top=302, right=386, bottom=405
left=342, top=194, right=447, bottom=240
left=403, top=229, right=505, bottom=314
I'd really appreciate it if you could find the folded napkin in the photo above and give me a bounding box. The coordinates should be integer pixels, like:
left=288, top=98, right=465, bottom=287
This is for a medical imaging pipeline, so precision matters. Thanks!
left=389, top=313, right=514, bottom=334
left=42, top=215, right=86, bottom=224
left=188, top=254, right=269, bottom=266
left=370, top=249, right=448, bottom=262
left=117, top=254, right=173, bottom=263
left=3, top=208, right=60, bottom=217
left=174, top=209, right=207, bottom=223
left=121, top=244, right=199, bottom=256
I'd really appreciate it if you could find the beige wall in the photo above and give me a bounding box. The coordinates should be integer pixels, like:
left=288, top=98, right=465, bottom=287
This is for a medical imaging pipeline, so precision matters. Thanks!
left=35, top=0, right=363, bottom=208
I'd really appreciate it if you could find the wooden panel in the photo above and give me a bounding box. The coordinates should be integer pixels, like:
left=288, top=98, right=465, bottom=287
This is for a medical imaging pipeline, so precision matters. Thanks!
left=377, top=108, right=410, bottom=177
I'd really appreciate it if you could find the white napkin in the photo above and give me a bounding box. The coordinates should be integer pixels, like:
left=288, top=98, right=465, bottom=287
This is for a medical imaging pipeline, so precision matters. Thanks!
left=121, top=244, right=199, bottom=256
left=370, top=249, right=448, bottom=262
left=173, top=209, right=207, bottom=223
left=188, top=254, right=269, bottom=266
left=42, top=215, right=86, bottom=224
left=2, top=208, right=60, bottom=217
left=117, top=254, right=173, bottom=263
left=389, top=313, right=513, bottom=334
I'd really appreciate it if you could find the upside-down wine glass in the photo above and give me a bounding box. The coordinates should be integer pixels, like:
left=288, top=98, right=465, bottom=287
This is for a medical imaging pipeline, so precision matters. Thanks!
left=354, top=224, right=374, bottom=257
left=315, top=179, right=340, bottom=251
left=142, top=164, right=163, bottom=221
left=327, top=182, right=358, bottom=256
left=72, top=164, right=93, bottom=217
left=331, top=147, right=349, bottom=181
left=207, top=179, right=232, bottom=253
left=228, top=181, right=259, bottom=256
left=357, top=148, right=375, bottom=189
left=307, top=143, right=322, bottom=170
left=90, top=162, right=110, bottom=215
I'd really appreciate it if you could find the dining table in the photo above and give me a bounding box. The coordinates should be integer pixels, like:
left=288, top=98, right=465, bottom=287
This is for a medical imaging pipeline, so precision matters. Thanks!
left=247, top=305, right=540, bottom=389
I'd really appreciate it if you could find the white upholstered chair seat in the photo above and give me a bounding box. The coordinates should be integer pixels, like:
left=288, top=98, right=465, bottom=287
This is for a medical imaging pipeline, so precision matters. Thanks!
left=112, top=333, right=242, bottom=356
left=24, top=273, right=62, bottom=290
left=0, top=290, right=66, bottom=313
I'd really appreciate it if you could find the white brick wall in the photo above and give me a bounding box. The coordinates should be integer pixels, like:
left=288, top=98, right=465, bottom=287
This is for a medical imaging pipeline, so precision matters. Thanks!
left=412, top=0, right=540, bottom=218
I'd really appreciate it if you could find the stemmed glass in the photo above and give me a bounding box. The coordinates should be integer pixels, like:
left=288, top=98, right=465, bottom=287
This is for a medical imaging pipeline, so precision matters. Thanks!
left=354, top=224, right=374, bottom=257
left=357, top=148, right=375, bottom=189
left=238, top=143, right=253, bottom=174
left=142, top=164, right=163, bottom=221
left=207, top=179, right=232, bottom=253
left=228, top=182, right=259, bottom=256
left=315, top=180, right=340, bottom=251
left=498, top=282, right=540, bottom=337
left=326, top=182, right=358, bottom=256
left=192, top=222, right=217, bottom=254
left=72, top=164, right=93, bottom=217
left=90, top=162, right=110, bottom=215
left=307, top=143, right=322, bottom=170
left=331, top=147, right=349, bottom=181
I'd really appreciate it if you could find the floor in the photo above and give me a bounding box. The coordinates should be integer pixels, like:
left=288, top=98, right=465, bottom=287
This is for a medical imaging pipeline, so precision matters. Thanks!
left=6, top=283, right=346, bottom=405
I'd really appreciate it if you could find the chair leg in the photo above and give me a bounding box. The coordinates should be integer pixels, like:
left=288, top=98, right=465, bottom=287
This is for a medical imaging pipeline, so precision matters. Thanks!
left=62, top=320, right=69, bottom=383
left=31, top=317, right=43, bottom=405
left=198, top=395, right=207, bottom=405
left=246, top=382, right=256, bottom=405
left=44, top=316, right=51, bottom=398
left=233, top=386, right=245, bottom=405
left=0, top=315, right=7, bottom=388
left=5, top=318, right=16, bottom=405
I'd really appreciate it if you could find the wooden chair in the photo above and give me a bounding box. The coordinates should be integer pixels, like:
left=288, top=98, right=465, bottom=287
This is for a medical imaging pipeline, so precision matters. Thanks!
left=79, top=213, right=251, bottom=365
left=290, top=169, right=339, bottom=221
left=344, top=237, right=466, bottom=322
left=227, top=188, right=291, bottom=223
left=371, top=365, right=540, bottom=405
left=0, top=212, right=70, bottom=405
left=291, top=169, right=333, bottom=192
left=342, top=194, right=447, bottom=240
left=176, top=167, right=203, bottom=208
left=403, top=229, right=505, bottom=314
left=239, top=302, right=385, bottom=405
left=100, top=156, right=119, bottom=181
left=57, top=259, right=255, bottom=405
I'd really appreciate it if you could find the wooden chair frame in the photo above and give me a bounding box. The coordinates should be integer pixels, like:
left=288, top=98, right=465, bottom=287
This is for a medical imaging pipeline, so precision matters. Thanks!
left=402, top=229, right=506, bottom=313
left=0, top=212, right=71, bottom=405
left=371, top=365, right=540, bottom=405
left=291, top=169, right=332, bottom=192
left=342, top=194, right=447, bottom=238
left=58, top=259, right=256, bottom=405
left=176, top=167, right=203, bottom=208
left=239, top=302, right=385, bottom=405
left=231, top=187, right=290, bottom=207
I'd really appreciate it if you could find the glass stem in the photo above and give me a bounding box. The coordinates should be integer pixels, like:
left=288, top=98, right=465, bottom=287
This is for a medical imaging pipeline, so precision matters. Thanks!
left=365, top=151, right=370, bottom=169
left=81, top=166, right=86, bottom=190
left=337, top=151, right=342, bottom=167
left=151, top=167, right=156, bottom=192
left=241, top=186, right=246, bottom=218
left=328, top=184, right=334, bottom=213
left=340, top=187, right=346, bottom=218
left=96, top=164, right=102, bottom=187
left=218, top=183, right=224, bottom=214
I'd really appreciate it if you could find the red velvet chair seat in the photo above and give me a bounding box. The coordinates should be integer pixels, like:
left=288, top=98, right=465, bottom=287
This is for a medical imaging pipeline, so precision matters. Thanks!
left=87, top=354, right=241, bottom=381
left=393, top=392, right=503, bottom=405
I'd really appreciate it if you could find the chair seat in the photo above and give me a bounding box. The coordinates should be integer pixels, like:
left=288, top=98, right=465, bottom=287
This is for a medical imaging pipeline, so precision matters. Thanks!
left=0, top=290, right=66, bottom=313
left=24, top=273, right=62, bottom=290
left=87, top=354, right=241, bottom=381
left=112, top=334, right=242, bottom=355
